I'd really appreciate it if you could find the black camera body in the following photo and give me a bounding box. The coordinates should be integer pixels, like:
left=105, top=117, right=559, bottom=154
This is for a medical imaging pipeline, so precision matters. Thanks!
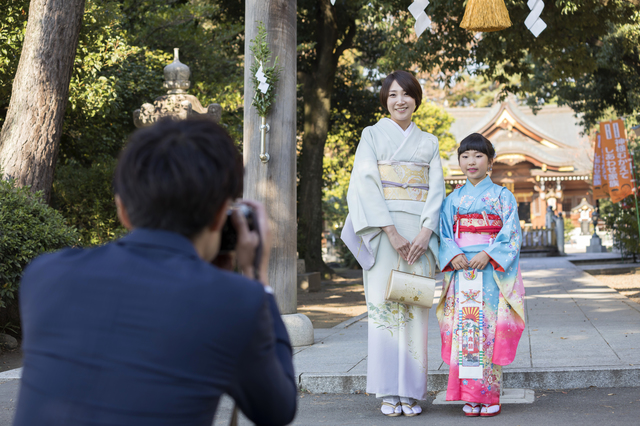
left=219, top=204, right=259, bottom=254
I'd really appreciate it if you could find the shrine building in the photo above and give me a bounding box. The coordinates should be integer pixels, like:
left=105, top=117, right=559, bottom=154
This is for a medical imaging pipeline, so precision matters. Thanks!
left=443, top=99, right=593, bottom=228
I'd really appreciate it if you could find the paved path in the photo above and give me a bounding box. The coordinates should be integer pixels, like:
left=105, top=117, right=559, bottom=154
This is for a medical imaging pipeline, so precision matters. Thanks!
left=211, top=387, right=640, bottom=426
left=294, top=253, right=640, bottom=393
left=0, top=253, right=638, bottom=424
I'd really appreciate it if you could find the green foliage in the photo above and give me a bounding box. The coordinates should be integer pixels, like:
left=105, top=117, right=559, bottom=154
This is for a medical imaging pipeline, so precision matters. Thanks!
left=599, top=138, right=640, bottom=259
left=1, top=1, right=247, bottom=246
left=249, top=22, right=280, bottom=117
left=476, top=0, right=640, bottom=128
left=118, top=0, right=245, bottom=141
left=0, top=0, right=28, bottom=128
left=563, top=217, right=575, bottom=243
left=412, top=102, right=456, bottom=158
left=0, top=176, right=78, bottom=309
left=51, top=159, right=126, bottom=246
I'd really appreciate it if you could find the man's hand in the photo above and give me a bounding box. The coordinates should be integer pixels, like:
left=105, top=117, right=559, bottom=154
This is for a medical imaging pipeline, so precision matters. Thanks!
left=407, top=227, right=432, bottom=265
left=382, top=225, right=410, bottom=261
left=468, top=251, right=491, bottom=270
left=234, top=200, right=271, bottom=286
left=450, top=253, right=469, bottom=270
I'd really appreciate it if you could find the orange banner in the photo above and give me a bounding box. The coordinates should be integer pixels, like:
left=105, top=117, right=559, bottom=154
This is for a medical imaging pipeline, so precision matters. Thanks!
left=592, top=132, right=609, bottom=200
left=599, top=119, right=635, bottom=203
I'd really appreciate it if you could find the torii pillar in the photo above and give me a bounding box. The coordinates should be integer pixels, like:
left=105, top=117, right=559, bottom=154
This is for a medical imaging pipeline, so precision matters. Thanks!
left=244, top=0, right=313, bottom=346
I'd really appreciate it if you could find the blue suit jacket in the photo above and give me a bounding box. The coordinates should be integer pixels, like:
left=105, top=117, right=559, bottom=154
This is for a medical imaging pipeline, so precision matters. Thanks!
left=13, top=229, right=297, bottom=426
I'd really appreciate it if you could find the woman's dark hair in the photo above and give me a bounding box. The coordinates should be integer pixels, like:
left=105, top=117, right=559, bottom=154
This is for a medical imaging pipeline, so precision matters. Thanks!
left=379, top=70, right=423, bottom=113
left=457, top=133, right=496, bottom=160
left=114, top=118, right=243, bottom=239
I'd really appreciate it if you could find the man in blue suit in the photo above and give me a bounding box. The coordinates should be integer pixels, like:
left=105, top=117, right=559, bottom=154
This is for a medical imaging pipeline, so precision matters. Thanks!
left=13, top=119, right=297, bottom=425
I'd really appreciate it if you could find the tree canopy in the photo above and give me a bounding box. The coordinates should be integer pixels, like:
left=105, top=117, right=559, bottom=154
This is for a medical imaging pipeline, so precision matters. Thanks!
left=2, top=0, right=640, bottom=255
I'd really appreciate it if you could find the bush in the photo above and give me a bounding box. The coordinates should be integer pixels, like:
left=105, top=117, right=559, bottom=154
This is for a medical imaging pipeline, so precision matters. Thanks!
left=51, top=159, right=125, bottom=246
left=0, top=177, right=79, bottom=310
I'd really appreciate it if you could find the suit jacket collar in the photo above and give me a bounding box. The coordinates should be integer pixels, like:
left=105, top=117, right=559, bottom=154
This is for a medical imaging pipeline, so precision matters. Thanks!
left=117, top=228, right=201, bottom=259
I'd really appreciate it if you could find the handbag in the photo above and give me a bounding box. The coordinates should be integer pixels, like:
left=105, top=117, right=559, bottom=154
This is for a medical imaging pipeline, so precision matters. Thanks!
left=384, top=253, right=436, bottom=309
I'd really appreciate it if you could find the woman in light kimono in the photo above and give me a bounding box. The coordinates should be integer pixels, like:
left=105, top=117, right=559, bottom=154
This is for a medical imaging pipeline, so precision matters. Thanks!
left=345, top=70, right=445, bottom=417
left=437, top=133, right=525, bottom=417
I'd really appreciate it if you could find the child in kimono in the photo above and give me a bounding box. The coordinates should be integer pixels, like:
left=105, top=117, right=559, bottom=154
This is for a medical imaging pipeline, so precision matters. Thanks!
left=437, top=133, right=525, bottom=417
left=345, top=70, right=445, bottom=416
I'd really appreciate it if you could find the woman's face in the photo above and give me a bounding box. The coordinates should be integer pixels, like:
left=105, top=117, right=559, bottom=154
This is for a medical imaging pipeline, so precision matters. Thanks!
left=386, top=80, right=416, bottom=129
left=459, top=150, right=492, bottom=186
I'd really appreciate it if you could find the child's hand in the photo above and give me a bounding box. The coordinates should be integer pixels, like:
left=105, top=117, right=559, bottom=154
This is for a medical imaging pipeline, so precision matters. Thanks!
left=450, top=253, right=469, bottom=270
left=469, top=251, right=491, bottom=270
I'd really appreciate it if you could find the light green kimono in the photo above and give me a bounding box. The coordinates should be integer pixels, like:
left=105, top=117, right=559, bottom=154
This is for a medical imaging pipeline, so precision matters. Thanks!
left=346, top=118, right=445, bottom=399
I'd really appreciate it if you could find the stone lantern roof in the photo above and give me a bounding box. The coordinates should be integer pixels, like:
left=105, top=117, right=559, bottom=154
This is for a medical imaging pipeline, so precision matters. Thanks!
left=163, top=48, right=190, bottom=94
left=133, top=48, right=221, bottom=127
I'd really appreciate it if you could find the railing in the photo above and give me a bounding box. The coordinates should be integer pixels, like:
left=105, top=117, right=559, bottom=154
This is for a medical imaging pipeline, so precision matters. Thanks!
left=521, top=215, right=568, bottom=258
left=521, top=226, right=557, bottom=250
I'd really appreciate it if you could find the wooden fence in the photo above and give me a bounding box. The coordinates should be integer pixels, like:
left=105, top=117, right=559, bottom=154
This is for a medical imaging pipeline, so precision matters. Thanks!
left=521, top=225, right=558, bottom=251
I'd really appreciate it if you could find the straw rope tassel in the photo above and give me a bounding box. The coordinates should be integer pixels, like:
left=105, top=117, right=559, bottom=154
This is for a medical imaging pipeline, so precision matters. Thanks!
left=460, top=0, right=512, bottom=32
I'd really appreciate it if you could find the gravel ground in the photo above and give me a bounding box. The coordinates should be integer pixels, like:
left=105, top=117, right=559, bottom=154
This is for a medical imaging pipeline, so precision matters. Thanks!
left=297, top=268, right=367, bottom=328
left=591, top=272, right=640, bottom=305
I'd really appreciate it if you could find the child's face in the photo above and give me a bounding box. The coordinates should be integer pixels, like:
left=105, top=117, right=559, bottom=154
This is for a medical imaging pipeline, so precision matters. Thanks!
left=459, top=150, right=491, bottom=185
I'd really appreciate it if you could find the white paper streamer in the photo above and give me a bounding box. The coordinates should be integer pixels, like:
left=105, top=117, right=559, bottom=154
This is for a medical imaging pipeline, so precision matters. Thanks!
left=525, top=0, right=547, bottom=38
left=408, top=0, right=432, bottom=38
left=256, top=64, right=270, bottom=94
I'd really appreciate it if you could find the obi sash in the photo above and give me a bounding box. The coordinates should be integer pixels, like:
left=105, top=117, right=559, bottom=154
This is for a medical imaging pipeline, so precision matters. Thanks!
left=453, top=212, right=502, bottom=239
left=378, top=160, right=430, bottom=202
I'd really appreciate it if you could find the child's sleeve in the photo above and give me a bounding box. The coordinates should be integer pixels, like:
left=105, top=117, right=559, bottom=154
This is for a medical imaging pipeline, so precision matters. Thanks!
left=483, top=188, right=522, bottom=272
left=439, top=194, right=464, bottom=272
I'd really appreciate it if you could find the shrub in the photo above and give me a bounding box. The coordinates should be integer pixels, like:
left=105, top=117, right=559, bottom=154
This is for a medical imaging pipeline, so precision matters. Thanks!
left=51, top=159, right=126, bottom=246
left=0, top=176, right=79, bottom=310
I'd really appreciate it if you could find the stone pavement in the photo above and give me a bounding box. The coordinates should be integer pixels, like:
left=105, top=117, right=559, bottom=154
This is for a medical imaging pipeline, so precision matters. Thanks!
left=294, top=253, right=640, bottom=393
left=0, top=252, right=638, bottom=418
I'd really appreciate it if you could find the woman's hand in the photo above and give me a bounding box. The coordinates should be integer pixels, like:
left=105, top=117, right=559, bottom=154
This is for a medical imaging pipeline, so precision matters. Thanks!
left=407, top=227, right=432, bottom=265
left=382, top=225, right=411, bottom=261
left=469, top=251, right=491, bottom=270
left=450, top=253, right=470, bottom=270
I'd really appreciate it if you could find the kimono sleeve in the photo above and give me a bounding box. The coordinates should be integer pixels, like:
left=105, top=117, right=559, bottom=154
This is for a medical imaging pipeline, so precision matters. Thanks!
left=438, top=193, right=464, bottom=272
left=419, top=135, right=445, bottom=233
left=346, top=127, right=394, bottom=236
left=483, top=188, right=522, bottom=273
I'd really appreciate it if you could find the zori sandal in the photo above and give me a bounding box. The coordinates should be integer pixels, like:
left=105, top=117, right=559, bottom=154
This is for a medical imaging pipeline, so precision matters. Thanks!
left=400, top=398, right=422, bottom=416
left=480, top=404, right=501, bottom=417
left=462, top=402, right=481, bottom=417
left=380, top=401, right=402, bottom=417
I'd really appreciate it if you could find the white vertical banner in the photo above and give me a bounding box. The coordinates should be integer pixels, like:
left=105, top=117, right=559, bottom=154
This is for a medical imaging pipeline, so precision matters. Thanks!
left=458, top=269, right=484, bottom=379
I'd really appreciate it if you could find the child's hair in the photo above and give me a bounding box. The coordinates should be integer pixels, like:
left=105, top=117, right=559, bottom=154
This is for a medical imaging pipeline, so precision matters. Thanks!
left=457, top=133, right=496, bottom=160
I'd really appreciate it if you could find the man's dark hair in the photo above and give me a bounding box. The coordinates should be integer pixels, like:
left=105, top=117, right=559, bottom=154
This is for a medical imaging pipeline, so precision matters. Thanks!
left=458, top=133, right=496, bottom=160
left=379, top=70, right=423, bottom=113
left=114, top=118, right=243, bottom=238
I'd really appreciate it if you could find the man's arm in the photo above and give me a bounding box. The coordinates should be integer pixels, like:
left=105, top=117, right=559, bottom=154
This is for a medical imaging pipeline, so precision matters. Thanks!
left=227, top=293, right=297, bottom=426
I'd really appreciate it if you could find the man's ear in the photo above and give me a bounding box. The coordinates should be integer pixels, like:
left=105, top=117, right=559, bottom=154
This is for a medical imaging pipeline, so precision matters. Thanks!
left=210, top=199, right=232, bottom=232
left=115, top=195, right=134, bottom=231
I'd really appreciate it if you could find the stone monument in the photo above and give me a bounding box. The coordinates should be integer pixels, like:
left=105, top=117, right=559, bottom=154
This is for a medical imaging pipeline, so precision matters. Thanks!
left=586, top=207, right=607, bottom=253
left=571, top=198, right=595, bottom=236
left=133, top=48, right=222, bottom=127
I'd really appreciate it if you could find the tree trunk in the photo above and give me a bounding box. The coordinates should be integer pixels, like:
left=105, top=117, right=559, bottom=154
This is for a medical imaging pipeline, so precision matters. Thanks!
left=0, top=0, right=86, bottom=201
left=297, top=0, right=355, bottom=273
left=244, top=0, right=298, bottom=314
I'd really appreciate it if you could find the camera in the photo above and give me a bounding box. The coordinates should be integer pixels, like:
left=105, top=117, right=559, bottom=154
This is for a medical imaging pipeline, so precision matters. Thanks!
left=219, top=204, right=260, bottom=254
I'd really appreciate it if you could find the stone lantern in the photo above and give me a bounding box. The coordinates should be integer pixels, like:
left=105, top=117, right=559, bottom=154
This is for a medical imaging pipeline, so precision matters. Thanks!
left=133, top=48, right=222, bottom=127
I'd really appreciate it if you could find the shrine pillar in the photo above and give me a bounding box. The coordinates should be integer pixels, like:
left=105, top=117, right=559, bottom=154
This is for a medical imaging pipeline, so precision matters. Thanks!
left=244, top=1, right=313, bottom=346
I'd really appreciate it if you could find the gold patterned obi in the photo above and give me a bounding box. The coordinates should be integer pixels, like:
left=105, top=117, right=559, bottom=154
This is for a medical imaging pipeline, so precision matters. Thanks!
left=378, top=160, right=430, bottom=202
